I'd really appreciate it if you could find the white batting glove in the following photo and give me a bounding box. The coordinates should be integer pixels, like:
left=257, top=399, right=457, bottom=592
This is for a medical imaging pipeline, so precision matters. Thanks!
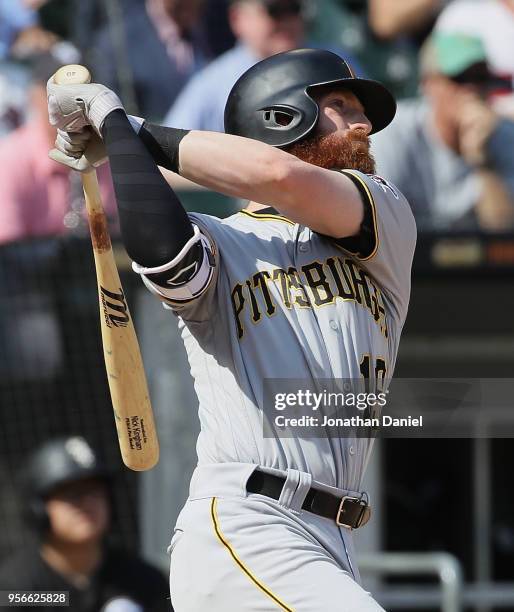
left=49, top=128, right=108, bottom=173
left=47, top=79, right=124, bottom=135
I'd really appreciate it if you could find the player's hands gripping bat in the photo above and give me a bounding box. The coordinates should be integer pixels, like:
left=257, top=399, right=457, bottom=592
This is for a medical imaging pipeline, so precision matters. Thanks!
left=47, top=67, right=122, bottom=171
left=49, top=65, right=159, bottom=471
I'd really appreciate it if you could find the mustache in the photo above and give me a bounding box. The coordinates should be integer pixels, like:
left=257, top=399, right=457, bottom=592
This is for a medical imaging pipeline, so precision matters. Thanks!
left=346, top=129, right=370, bottom=145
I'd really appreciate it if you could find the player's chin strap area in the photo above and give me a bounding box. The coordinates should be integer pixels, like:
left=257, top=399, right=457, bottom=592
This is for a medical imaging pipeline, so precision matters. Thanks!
left=246, top=469, right=371, bottom=530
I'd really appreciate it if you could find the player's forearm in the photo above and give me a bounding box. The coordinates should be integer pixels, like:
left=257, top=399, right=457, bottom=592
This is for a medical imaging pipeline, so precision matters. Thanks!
left=138, top=124, right=363, bottom=237
left=128, top=120, right=205, bottom=190
left=138, top=119, right=280, bottom=194
left=102, top=110, right=195, bottom=267
left=178, top=130, right=293, bottom=203
left=178, top=129, right=363, bottom=236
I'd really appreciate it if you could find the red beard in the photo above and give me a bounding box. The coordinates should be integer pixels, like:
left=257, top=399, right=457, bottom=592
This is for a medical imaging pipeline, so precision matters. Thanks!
left=286, top=129, right=376, bottom=174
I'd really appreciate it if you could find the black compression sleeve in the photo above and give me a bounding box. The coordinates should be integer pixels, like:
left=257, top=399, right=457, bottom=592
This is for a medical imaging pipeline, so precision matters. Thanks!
left=138, top=123, right=190, bottom=174
left=101, top=109, right=194, bottom=268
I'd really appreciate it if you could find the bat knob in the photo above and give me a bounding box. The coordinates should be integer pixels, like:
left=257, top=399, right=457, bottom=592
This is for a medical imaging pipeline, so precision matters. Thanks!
left=53, top=64, right=92, bottom=86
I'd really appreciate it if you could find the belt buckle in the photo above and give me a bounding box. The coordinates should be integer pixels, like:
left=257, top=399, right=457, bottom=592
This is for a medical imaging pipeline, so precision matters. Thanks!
left=336, top=495, right=369, bottom=529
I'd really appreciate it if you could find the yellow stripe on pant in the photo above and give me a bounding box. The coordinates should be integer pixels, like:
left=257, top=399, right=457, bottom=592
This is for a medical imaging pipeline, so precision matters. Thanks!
left=210, top=497, right=295, bottom=612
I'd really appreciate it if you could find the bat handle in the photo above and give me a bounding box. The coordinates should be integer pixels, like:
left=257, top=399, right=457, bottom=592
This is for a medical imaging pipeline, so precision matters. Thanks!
left=51, top=64, right=102, bottom=204
left=81, top=172, right=112, bottom=255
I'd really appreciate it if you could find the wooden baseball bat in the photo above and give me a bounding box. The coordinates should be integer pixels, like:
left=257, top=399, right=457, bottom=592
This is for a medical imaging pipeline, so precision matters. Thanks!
left=53, top=65, right=159, bottom=471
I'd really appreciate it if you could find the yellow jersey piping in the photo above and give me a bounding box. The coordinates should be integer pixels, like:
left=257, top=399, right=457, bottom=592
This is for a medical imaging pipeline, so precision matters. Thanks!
left=240, top=210, right=295, bottom=226
left=337, top=170, right=379, bottom=261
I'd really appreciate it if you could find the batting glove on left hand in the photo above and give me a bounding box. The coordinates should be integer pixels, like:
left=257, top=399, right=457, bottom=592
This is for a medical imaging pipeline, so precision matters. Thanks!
left=47, top=79, right=124, bottom=135
left=49, top=128, right=108, bottom=173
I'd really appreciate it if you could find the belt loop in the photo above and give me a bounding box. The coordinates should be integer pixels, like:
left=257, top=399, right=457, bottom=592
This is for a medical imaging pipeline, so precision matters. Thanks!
left=289, top=470, right=312, bottom=513
left=277, top=469, right=300, bottom=508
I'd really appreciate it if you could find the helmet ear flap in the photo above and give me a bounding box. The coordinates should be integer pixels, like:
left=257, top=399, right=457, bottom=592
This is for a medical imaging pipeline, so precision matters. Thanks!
left=260, top=105, right=304, bottom=132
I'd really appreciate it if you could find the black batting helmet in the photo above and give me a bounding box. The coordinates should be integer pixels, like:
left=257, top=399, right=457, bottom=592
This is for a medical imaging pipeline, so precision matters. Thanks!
left=21, top=436, right=111, bottom=531
left=224, top=48, right=396, bottom=147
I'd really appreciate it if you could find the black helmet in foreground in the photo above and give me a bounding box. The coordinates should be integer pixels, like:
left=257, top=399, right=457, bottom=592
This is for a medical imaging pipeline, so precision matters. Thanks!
left=224, top=48, right=396, bottom=148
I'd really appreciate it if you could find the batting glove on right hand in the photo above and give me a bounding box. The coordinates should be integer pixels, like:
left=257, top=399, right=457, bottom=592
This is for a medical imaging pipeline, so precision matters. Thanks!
left=47, top=79, right=124, bottom=135
left=49, top=128, right=108, bottom=173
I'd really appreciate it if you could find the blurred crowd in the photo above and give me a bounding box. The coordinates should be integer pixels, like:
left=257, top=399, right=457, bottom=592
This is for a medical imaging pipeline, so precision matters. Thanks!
left=1, top=0, right=514, bottom=242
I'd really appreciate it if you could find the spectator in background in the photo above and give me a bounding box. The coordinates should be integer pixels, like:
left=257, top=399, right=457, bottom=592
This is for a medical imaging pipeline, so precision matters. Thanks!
left=368, top=0, right=448, bottom=46
left=90, top=0, right=211, bottom=122
left=364, top=0, right=451, bottom=99
left=0, top=63, right=28, bottom=137
left=0, top=436, right=170, bottom=611
left=0, top=0, right=37, bottom=59
left=0, top=0, right=73, bottom=139
left=303, top=0, right=418, bottom=99
left=0, top=52, right=116, bottom=246
left=435, top=0, right=514, bottom=117
left=164, top=0, right=363, bottom=132
left=0, top=0, right=57, bottom=60
left=201, top=0, right=236, bottom=57
left=372, top=33, right=514, bottom=231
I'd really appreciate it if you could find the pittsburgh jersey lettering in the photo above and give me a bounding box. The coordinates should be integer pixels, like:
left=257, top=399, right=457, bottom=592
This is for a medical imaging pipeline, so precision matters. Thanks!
left=230, top=255, right=388, bottom=340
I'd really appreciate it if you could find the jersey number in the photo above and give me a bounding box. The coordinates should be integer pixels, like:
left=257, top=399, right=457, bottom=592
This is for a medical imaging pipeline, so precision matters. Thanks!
left=359, top=354, right=387, bottom=392
left=359, top=355, right=387, bottom=422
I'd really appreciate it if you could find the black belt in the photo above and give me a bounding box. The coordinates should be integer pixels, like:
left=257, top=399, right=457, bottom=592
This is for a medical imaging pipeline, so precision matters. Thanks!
left=246, top=469, right=371, bottom=530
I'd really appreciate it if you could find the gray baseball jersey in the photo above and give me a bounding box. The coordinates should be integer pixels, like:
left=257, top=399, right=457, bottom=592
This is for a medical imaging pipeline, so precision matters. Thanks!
left=141, top=170, right=416, bottom=493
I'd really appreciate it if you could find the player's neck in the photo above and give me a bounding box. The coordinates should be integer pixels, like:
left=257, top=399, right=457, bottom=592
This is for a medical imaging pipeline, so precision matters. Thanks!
left=245, top=201, right=272, bottom=212
left=41, top=537, right=103, bottom=586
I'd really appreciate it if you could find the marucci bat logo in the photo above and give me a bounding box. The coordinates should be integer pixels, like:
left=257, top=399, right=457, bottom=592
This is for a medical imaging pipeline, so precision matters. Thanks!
left=100, top=286, right=130, bottom=327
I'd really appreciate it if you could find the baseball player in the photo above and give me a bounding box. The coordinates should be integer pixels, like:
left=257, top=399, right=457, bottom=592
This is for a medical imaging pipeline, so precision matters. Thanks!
left=47, top=49, right=416, bottom=611
left=0, top=436, right=169, bottom=611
